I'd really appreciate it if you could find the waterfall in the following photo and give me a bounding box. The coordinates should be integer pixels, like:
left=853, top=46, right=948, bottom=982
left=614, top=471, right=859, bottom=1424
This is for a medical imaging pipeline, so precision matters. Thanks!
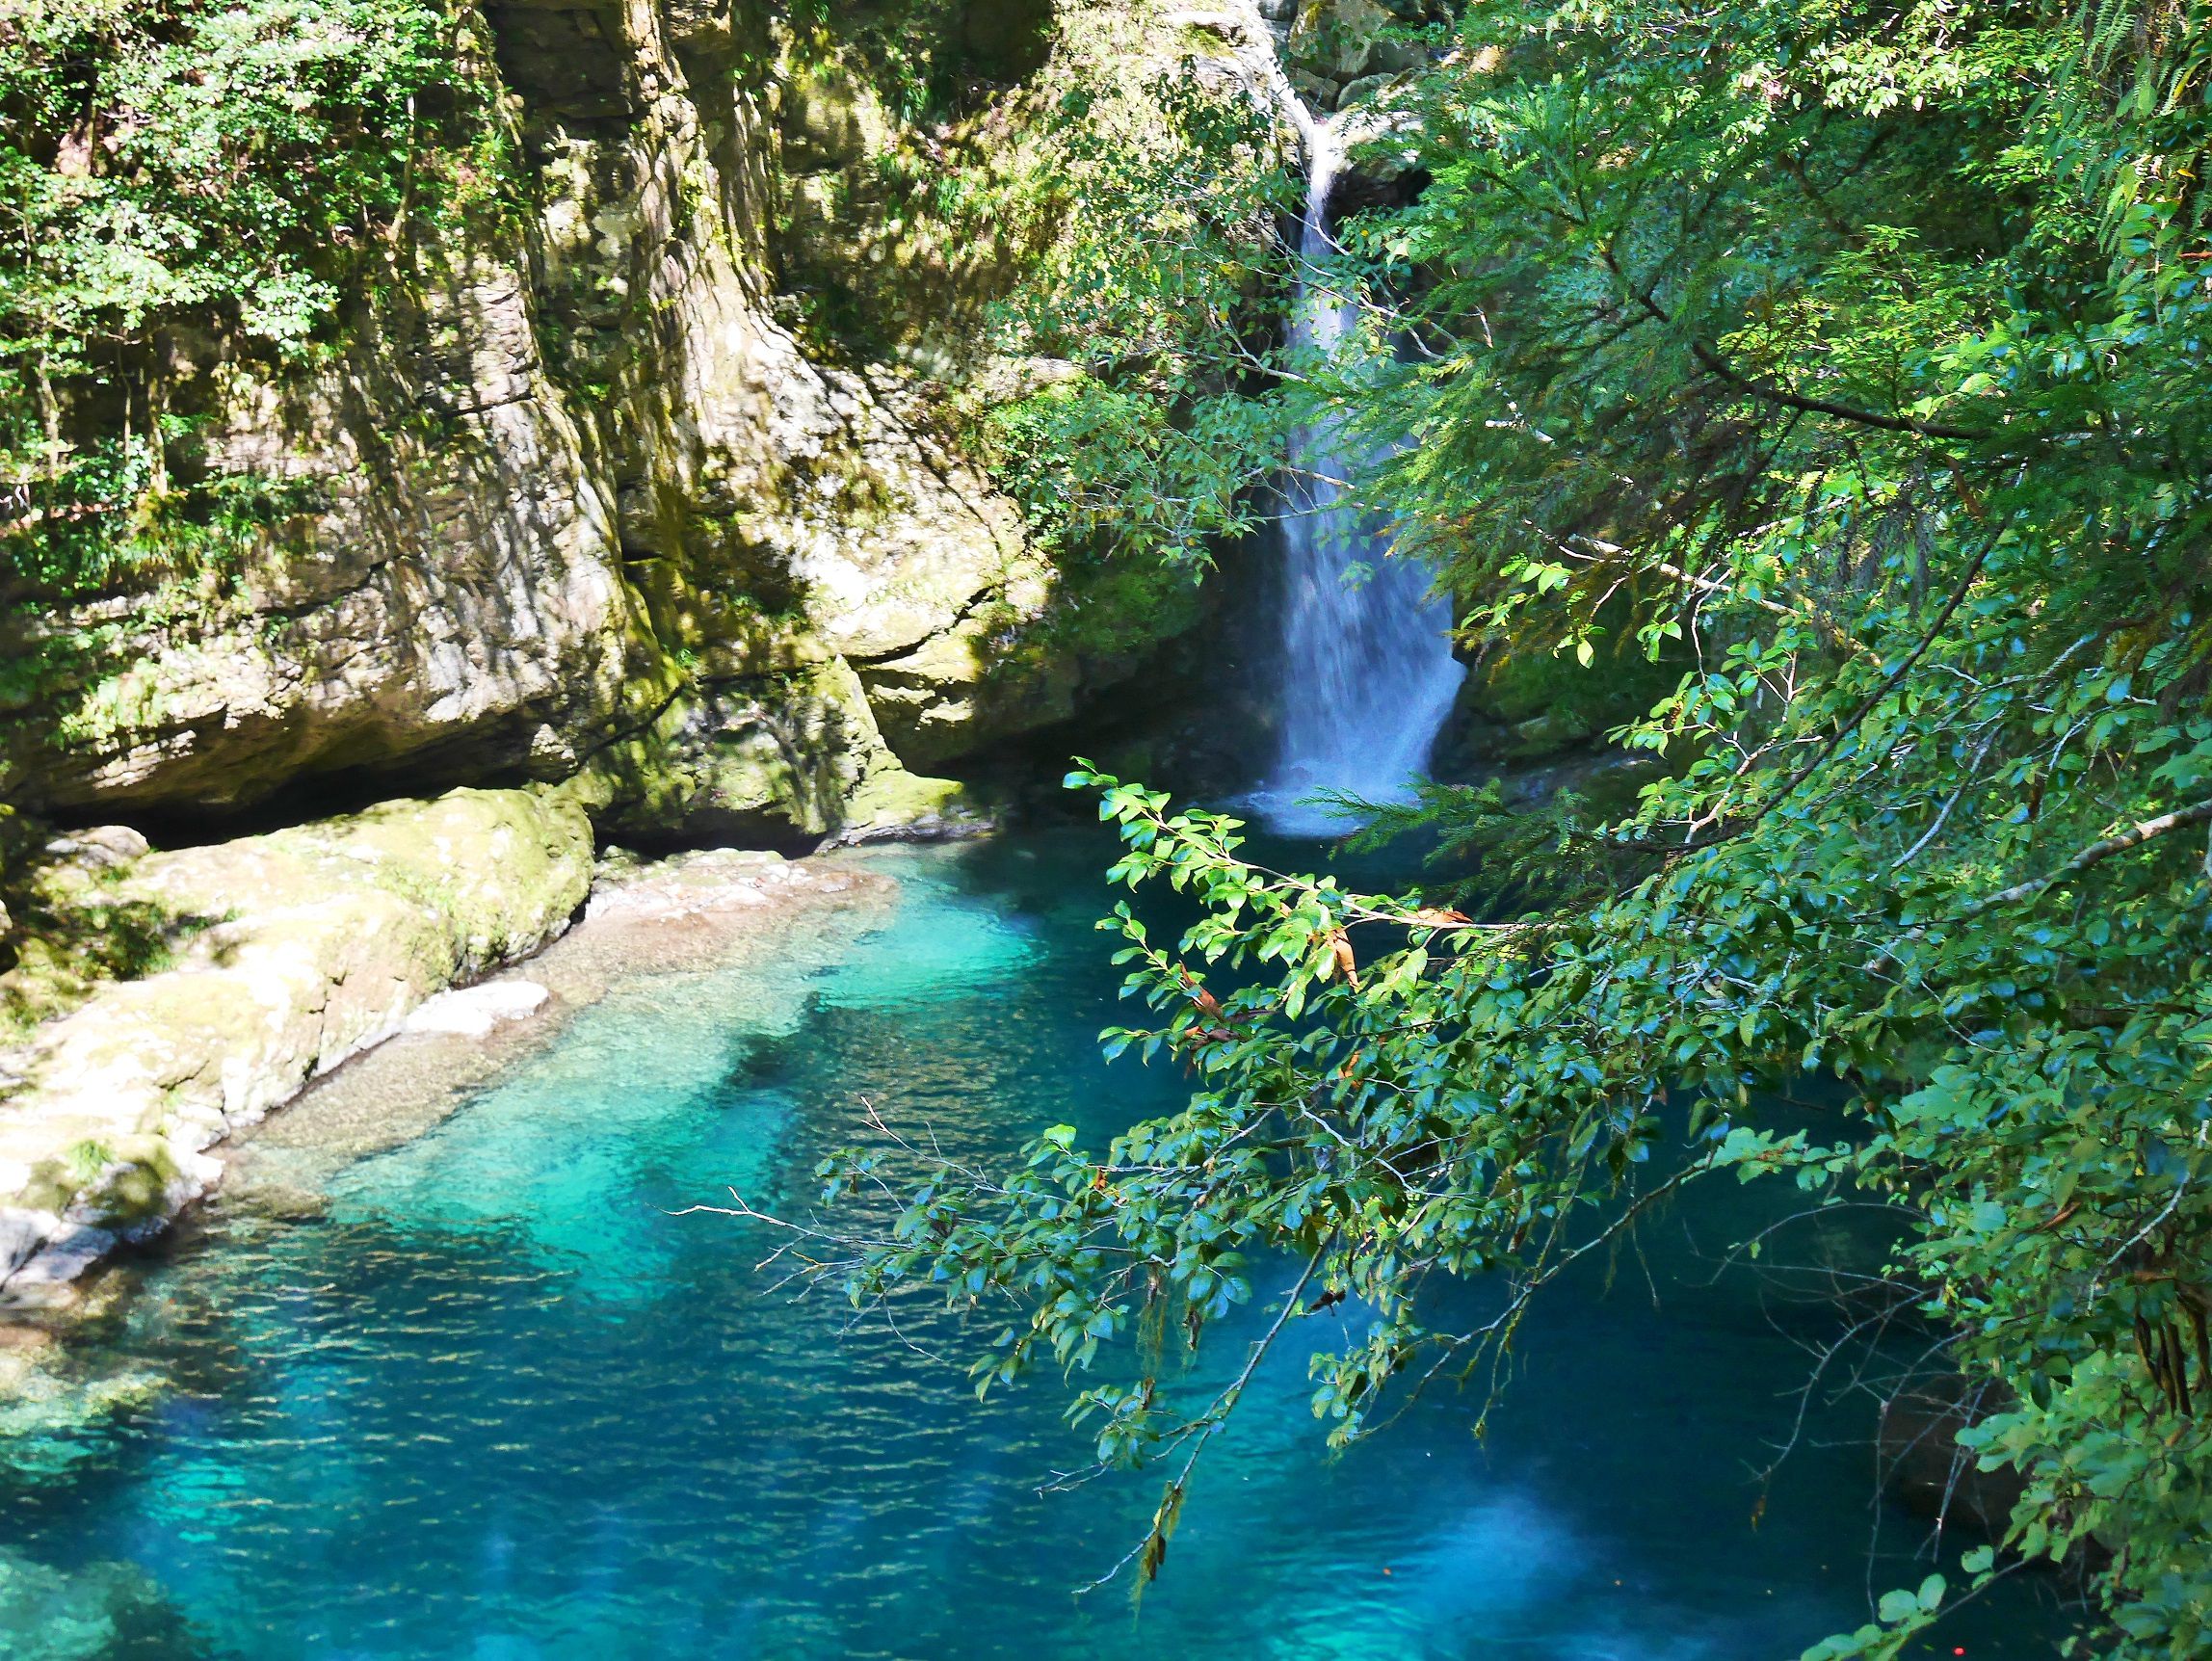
left=1243, top=122, right=1464, bottom=839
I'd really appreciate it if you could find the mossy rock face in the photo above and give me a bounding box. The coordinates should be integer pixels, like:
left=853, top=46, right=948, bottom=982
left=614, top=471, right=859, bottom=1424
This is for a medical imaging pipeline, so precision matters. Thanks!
left=0, top=786, right=594, bottom=1303
left=4, top=0, right=1238, bottom=858
left=2, top=0, right=1163, bottom=834
left=960, top=0, right=1054, bottom=80
left=780, top=61, right=895, bottom=176
left=1290, top=0, right=1398, bottom=81
left=590, top=657, right=980, bottom=844
left=855, top=549, right=1209, bottom=769
left=1436, top=599, right=1682, bottom=771
left=833, top=766, right=989, bottom=844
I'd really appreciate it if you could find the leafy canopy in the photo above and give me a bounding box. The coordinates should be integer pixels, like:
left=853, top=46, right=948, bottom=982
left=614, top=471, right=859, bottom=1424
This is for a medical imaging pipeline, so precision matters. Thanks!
left=0, top=0, right=511, bottom=601
left=808, top=1, right=2212, bottom=1657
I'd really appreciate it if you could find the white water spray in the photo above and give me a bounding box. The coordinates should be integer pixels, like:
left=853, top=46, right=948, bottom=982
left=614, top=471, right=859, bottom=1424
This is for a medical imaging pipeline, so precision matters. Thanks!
left=1244, top=121, right=1463, bottom=838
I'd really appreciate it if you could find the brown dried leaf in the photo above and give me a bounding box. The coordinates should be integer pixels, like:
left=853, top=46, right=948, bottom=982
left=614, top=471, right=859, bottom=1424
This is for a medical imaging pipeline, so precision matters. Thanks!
left=1328, top=931, right=1359, bottom=990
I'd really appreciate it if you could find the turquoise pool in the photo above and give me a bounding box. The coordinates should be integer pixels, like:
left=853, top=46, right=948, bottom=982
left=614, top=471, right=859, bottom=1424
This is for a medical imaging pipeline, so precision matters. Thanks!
left=0, top=831, right=2071, bottom=1658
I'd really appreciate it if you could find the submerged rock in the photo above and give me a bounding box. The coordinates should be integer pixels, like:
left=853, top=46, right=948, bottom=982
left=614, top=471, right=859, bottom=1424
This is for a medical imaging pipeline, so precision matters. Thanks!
left=0, top=1341, right=166, bottom=1480
left=403, top=981, right=552, bottom=1038
left=0, top=1549, right=174, bottom=1661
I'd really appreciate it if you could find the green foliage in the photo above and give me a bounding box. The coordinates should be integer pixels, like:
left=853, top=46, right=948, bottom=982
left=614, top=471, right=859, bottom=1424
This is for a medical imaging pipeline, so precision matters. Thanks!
left=811, top=0, right=2212, bottom=1654
left=972, top=35, right=1300, bottom=567
left=0, top=0, right=512, bottom=600
left=1334, top=777, right=1638, bottom=911
left=769, top=1, right=1296, bottom=579
left=782, top=0, right=1052, bottom=121
left=768, top=0, right=1060, bottom=360
left=1455, top=597, right=1681, bottom=755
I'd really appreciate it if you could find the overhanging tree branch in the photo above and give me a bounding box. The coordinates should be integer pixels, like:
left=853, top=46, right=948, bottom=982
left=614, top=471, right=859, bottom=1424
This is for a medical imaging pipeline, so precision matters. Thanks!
left=1660, top=536, right=1995, bottom=855
left=1599, top=243, right=1993, bottom=442
left=1683, top=338, right=1991, bottom=443
left=1955, top=799, right=2212, bottom=920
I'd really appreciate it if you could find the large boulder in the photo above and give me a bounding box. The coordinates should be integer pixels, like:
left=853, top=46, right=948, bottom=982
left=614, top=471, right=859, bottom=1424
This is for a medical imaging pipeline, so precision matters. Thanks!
left=1286, top=0, right=1427, bottom=101
left=585, top=659, right=981, bottom=843
left=0, top=786, right=593, bottom=1306
left=1290, top=0, right=1395, bottom=80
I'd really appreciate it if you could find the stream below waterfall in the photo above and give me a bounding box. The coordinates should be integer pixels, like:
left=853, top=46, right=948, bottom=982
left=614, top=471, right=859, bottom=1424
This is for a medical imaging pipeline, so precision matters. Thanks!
left=0, top=830, right=2073, bottom=1659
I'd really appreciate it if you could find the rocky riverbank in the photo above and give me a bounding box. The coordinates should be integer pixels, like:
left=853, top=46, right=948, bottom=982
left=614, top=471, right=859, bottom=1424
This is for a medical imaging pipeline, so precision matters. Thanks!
left=0, top=788, right=922, bottom=1314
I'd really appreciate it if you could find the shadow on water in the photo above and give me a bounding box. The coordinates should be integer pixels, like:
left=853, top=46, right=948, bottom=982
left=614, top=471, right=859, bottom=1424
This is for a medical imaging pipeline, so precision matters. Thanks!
left=0, top=828, right=2076, bottom=1659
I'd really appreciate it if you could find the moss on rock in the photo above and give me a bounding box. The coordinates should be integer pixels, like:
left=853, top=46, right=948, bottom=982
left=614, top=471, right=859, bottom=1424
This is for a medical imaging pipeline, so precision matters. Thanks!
left=0, top=786, right=593, bottom=1306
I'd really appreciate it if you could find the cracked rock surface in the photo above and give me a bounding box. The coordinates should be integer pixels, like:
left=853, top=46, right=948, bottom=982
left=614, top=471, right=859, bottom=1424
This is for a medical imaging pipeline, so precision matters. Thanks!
left=1, top=2, right=1168, bottom=842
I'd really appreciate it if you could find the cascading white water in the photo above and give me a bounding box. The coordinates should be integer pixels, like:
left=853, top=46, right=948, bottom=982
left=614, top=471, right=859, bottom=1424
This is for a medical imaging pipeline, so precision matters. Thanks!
left=1244, top=122, right=1464, bottom=838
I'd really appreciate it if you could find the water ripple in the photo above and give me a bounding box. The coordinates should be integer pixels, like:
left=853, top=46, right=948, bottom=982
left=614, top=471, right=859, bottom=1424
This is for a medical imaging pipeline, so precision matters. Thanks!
left=0, top=835, right=2064, bottom=1659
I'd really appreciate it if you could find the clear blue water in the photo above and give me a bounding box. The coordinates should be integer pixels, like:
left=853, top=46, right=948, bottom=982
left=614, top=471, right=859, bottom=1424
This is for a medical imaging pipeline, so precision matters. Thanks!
left=0, top=831, right=2072, bottom=1658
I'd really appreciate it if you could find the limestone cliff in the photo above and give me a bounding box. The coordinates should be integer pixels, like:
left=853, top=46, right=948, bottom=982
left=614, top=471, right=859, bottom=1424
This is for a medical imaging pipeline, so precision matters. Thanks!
left=0, top=0, right=1198, bottom=844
